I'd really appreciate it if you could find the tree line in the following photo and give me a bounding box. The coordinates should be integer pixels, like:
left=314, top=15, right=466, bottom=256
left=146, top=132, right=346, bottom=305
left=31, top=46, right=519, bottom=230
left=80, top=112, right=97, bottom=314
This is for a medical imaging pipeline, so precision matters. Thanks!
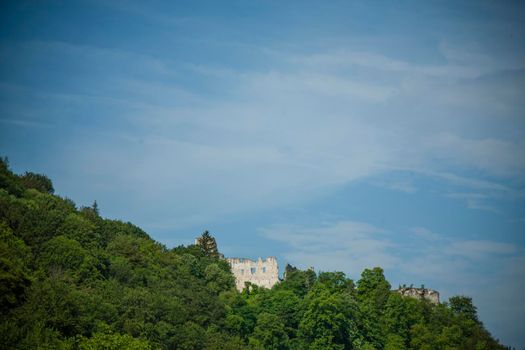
left=0, top=158, right=511, bottom=349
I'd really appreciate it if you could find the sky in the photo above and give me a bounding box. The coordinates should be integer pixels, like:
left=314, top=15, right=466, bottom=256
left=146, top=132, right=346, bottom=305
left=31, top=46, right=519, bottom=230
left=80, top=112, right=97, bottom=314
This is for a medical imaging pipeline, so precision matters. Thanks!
left=1, top=0, right=524, bottom=347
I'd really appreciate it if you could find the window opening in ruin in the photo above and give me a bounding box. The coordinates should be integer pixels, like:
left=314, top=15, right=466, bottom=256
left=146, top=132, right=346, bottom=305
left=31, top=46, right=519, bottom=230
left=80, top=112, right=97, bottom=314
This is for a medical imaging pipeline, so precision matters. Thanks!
left=251, top=267, right=256, bottom=274
left=240, top=269, right=244, bottom=275
left=262, top=267, right=266, bottom=273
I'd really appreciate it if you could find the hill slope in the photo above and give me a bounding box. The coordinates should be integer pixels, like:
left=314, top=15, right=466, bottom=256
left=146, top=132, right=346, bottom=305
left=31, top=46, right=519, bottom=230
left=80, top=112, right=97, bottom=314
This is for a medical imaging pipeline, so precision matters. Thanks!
left=0, top=158, right=509, bottom=349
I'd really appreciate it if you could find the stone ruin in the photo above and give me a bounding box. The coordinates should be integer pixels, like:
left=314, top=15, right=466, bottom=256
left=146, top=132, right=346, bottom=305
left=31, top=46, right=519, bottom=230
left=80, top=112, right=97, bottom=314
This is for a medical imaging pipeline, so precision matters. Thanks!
left=396, top=287, right=440, bottom=304
left=225, top=255, right=441, bottom=301
left=226, top=257, right=279, bottom=291
left=195, top=234, right=440, bottom=298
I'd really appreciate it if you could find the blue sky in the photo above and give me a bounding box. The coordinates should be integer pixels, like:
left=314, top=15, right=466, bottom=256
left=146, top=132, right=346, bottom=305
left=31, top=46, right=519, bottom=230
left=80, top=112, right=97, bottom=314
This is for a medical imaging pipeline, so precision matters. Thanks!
left=1, top=0, right=524, bottom=346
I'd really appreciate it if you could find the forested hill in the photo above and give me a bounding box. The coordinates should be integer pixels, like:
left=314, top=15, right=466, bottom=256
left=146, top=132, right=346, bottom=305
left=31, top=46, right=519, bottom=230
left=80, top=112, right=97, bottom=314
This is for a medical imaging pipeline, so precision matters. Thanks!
left=0, top=158, right=510, bottom=350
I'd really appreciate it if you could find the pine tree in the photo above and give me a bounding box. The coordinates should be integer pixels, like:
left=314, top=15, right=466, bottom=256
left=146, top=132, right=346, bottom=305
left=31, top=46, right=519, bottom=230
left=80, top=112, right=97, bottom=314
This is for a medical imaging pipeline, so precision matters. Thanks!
left=92, top=200, right=99, bottom=215
left=196, top=230, right=219, bottom=258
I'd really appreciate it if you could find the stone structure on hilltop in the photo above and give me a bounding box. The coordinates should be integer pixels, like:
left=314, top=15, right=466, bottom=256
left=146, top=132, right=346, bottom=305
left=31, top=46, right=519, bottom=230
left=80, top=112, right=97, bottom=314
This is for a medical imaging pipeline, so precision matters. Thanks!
left=397, top=287, right=440, bottom=304
left=227, top=257, right=279, bottom=291
left=194, top=233, right=439, bottom=298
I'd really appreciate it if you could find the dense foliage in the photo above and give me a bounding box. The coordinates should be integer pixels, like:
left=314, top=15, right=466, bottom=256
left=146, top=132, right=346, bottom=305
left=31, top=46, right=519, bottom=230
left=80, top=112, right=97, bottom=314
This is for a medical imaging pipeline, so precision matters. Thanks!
left=0, top=158, right=510, bottom=349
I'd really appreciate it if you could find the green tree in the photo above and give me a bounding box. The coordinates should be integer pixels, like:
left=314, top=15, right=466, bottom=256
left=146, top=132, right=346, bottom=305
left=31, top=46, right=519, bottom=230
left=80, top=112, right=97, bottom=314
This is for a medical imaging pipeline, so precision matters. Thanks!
left=38, top=235, right=101, bottom=282
left=249, top=313, right=289, bottom=350
left=435, top=325, right=463, bottom=350
left=172, top=321, right=206, bottom=350
left=196, top=230, right=220, bottom=258
left=78, top=329, right=152, bottom=350
left=357, top=267, right=391, bottom=310
left=19, top=172, right=54, bottom=194
left=384, top=334, right=405, bottom=350
left=448, top=296, right=479, bottom=323
left=357, top=267, right=392, bottom=349
left=221, top=290, right=256, bottom=339
left=249, top=289, right=301, bottom=338
left=317, top=271, right=355, bottom=295
left=205, top=263, right=235, bottom=294
left=57, top=213, right=101, bottom=246
left=382, top=292, right=423, bottom=347
left=298, top=283, right=358, bottom=349
left=410, top=323, right=434, bottom=350
left=279, top=264, right=316, bottom=297
left=0, top=223, right=31, bottom=313
left=92, top=200, right=99, bottom=215
left=0, top=157, right=24, bottom=196
left=204, top=326, right=247, bottom=349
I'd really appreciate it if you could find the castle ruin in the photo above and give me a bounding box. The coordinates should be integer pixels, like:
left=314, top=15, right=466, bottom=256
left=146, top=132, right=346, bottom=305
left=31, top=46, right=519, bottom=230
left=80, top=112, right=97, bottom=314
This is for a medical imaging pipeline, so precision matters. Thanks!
left=194, top=233, right=440, bottom=298
left=227, top=257, right=279, bottom=291
left=397, top=287, right=440, bottom=304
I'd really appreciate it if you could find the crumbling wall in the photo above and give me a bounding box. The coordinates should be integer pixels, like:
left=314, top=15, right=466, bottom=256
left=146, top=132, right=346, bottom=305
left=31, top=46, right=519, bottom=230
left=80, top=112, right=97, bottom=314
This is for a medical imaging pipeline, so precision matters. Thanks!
left=227, top=257, right=279, bottom=291
left=397, top=287, right=440, bottom=304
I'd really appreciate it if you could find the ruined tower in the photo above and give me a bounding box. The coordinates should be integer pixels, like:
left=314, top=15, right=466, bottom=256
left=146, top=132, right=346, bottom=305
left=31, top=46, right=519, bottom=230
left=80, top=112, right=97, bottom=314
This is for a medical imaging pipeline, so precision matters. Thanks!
left=227, top=257, right=279, bottom=291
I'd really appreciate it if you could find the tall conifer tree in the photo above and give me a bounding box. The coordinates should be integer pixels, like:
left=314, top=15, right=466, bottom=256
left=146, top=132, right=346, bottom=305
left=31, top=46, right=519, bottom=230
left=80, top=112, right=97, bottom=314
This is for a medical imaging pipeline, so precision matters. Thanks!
left=196, top=230, right=219, bottom=258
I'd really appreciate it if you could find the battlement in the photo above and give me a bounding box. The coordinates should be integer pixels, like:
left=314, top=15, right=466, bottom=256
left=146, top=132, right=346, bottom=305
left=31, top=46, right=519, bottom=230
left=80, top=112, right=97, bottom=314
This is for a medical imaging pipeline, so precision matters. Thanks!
left=397, top=287, right=440, bottom=304
left=227, top=257, right=279, bottom=291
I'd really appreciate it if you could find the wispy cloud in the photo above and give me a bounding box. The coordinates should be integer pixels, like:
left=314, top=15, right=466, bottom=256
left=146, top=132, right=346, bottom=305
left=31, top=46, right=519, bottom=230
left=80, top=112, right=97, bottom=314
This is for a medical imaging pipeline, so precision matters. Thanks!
left=424, top=133, right=525, bottom=178
left=417, top=170, right=514, bottom=193
left=260, top=221, right=398, bottom=276
left=291, top=50, right=487, bottom=79
left=445, top=193, right=500, bottom=213
left=261, top=221, right=519, bottom=281
left=372, top=180, right=418, bottom=193
left=447, top=240, right=516, bottom=259
left=3, top=39, right=522, bottom=226
left=0, top=118, right=51, bottom=129
left=411, top=227, right=441, bottom=241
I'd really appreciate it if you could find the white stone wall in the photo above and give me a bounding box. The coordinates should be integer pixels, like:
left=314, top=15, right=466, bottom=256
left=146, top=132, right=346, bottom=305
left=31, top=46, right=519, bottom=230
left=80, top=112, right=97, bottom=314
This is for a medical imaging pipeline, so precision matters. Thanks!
left=397, top=287, right=440, bottom=304
left=227, top=257, right=279, bottom=291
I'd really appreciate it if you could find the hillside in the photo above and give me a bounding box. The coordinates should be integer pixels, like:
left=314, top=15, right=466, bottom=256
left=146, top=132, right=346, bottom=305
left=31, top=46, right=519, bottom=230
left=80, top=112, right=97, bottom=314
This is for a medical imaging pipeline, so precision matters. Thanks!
left=0, top=158, right=509, bottom=350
